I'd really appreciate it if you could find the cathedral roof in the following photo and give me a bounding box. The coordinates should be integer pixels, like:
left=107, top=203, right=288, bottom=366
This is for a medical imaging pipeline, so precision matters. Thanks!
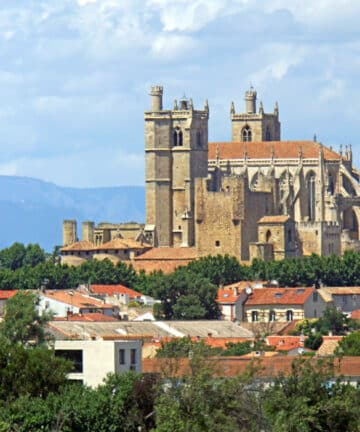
left=208, top=141, right=341, bottom=161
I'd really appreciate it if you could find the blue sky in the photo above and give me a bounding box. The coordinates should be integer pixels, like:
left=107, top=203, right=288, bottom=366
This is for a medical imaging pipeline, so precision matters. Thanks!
left=0, top=0, right=359, bottom=187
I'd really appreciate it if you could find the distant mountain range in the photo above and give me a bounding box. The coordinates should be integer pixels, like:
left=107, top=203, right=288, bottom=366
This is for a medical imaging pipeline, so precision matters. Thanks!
left=0, top=176, right=145, bottom=251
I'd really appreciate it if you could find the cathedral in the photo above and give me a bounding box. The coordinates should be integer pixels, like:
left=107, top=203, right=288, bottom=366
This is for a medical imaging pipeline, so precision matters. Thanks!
left=144, top=85, right=360, bottom=262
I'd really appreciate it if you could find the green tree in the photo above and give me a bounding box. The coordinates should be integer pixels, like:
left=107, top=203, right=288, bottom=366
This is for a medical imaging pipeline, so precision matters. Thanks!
left=186, top=254, right=250, bottom=285
left=335, top=331, right=360, bottom=356
left=153, top=349, right=265, bottom=432
left=263, top=358, right=360, bottom=431
left=315, top=306, right=349, bottom=335
left=0, top=291, right=52, bottom=346
left=156, top=336, right=221, bottom=358
left=304, top=333, right=323, bottom=350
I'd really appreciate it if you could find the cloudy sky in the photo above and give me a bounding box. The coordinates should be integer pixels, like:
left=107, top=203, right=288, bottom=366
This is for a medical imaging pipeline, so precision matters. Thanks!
left=0, top=0, right=359, bottom=187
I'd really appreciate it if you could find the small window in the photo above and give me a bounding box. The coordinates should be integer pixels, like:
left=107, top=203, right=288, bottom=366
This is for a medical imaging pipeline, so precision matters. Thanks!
left=119, top=349, right=125, bottom=365
left=286, top=310, right=293, bottom=321
left=313, top=291, right=318, bottom=302
left=215, top=240, right=220, bottom=247
left=178, top=225, right=181, bottom=230
left=275, top=292, right=283, bottom=298
left=251, top=311, right=258, bottom=322
left=130, top=349, right=136, bottom=365
left=269, top=310, right=276, bottom=322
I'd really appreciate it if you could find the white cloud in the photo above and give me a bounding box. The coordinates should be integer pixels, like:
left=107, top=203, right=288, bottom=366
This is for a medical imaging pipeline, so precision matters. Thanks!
left=151, top=34, right=198, bottom=59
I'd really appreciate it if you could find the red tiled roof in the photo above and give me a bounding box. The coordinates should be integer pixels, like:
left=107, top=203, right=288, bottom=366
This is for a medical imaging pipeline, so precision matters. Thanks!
left=266, top=335, right=304, bottom=351
left=351, top=309, right=360, bottom=319
left=143, top=356, right=360, bottom=378
left=90, top=284, right=142, bottom=299
left=61, top=241, right=95, bottom=252
left=134, top=247, right=197, bottom=261
left=0, top=290, right=18, bottom=300
left=216, top=289, right=240, bottom=304
left=42, top=290, right=115, bottom=310
left=208, top=141, right=341, bottom=161
left=258, top=215, right=290, bottom=224
left=245, top=287, right=314, bottom=306
left=96, top=238, right=151, bottom=251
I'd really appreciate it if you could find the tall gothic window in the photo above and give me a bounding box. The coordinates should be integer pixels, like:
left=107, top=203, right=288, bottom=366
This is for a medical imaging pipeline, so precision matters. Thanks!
left=173, top=127, right=183, bottom=147
left=306, top=172, right=316, bottom=221
left=266, top=126, right=271, bottom=141
left=242, top=125, right=252, bottom=142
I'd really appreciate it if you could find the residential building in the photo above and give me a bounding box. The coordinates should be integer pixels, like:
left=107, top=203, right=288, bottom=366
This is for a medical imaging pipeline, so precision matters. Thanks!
left=54, top=339, right=142, bottom=387
left=39, top=290, right=119, bottom=318
left=322, top=287, right=360, bottom=313
left=243, top=287, right=330, bottom=322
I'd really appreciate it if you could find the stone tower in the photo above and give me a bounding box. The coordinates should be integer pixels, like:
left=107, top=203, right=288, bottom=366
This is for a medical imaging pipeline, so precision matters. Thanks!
left=231, top=87, right=281, bottom=142
left=82, top=221, right=95, bottom=243
left=63, top=220, right=77, bottom=246
left=145, top=85, right=209, bottom=247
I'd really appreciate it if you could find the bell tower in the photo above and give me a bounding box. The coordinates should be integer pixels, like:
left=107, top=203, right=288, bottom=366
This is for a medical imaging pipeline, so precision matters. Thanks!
left=231, top=87, right=281, bottom=142
left=144, top=86, right=209, bottom=247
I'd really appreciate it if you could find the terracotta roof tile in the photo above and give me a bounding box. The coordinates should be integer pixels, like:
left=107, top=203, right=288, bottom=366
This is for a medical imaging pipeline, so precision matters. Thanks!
left=90, top=284, right=143, bottom=299
left=42, top=290, right=115, bottom=310
left=61, top=241, right=95, bottom=252
left=96, top=238, right=151, bottom=251
left=208, top=141, right=341, bottom=161
left=216, top=289, right=240, bottom=304
left=143, top=356, right=360, bottom=377
left=0, top=290, right=18, bottom=300
left=245, top=287, right=314, bottom=306
left=258, top=215, right=290, bottom=224
left=351, top=309, right=360, bottom=319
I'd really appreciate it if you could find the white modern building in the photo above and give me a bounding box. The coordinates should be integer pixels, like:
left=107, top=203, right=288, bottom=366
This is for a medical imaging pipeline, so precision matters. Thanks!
left=54, top=339, right=142, bottom=388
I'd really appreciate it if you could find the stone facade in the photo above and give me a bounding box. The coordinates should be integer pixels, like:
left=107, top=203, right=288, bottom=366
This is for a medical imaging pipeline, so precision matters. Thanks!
left=145, top=86, right=360, bottom=261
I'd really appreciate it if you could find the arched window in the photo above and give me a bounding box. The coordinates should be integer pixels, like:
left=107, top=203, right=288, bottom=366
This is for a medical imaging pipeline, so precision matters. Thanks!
left=251, top=310, right=258, bottom=322
left=306, top=172, right=316, bottom=221
left=269, top=310, right=276, bottom=322
left=266, top=126, right=271, bottom=141
left=173, top=128, right=183, bottom=147
left=242, top=125, right=252, bottom=142
left=266, top=230, right=272, bottom=243
left=286, top=310, right=293, bottom=321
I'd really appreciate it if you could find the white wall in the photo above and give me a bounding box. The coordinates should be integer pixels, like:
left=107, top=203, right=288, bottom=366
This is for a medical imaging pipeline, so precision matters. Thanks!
left=54, top=339, right=142, bottom=388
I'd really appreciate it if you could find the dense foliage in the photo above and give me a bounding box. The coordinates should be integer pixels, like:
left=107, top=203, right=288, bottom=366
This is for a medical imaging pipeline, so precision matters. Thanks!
left=335, top=331, right=360, bottom=356
left=4, top=243, right=360, bottom=321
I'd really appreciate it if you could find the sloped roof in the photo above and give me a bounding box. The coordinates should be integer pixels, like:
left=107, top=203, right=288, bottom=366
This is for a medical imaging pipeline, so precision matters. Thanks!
left=95, top=238, right=151, bottom=251
left=208, top=141, right=341, bottom=161
left=61, top=241, right=95, bottom=252
left=351, top=309, right=360, bottom=319
left=42, top=290, right=115, bottom=310
left=322, top=287, right=360, bottom=295
left=0, top=290, right=18, bottom=300
left=90, top=284, right=142, bottom=299
left=245, top=287, right=314, bottom=306
left=258, top=215, right=290, bottom=224
left=53, top=313, right=118, bottom=322
left=216, top=289, right=240, bottom=304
